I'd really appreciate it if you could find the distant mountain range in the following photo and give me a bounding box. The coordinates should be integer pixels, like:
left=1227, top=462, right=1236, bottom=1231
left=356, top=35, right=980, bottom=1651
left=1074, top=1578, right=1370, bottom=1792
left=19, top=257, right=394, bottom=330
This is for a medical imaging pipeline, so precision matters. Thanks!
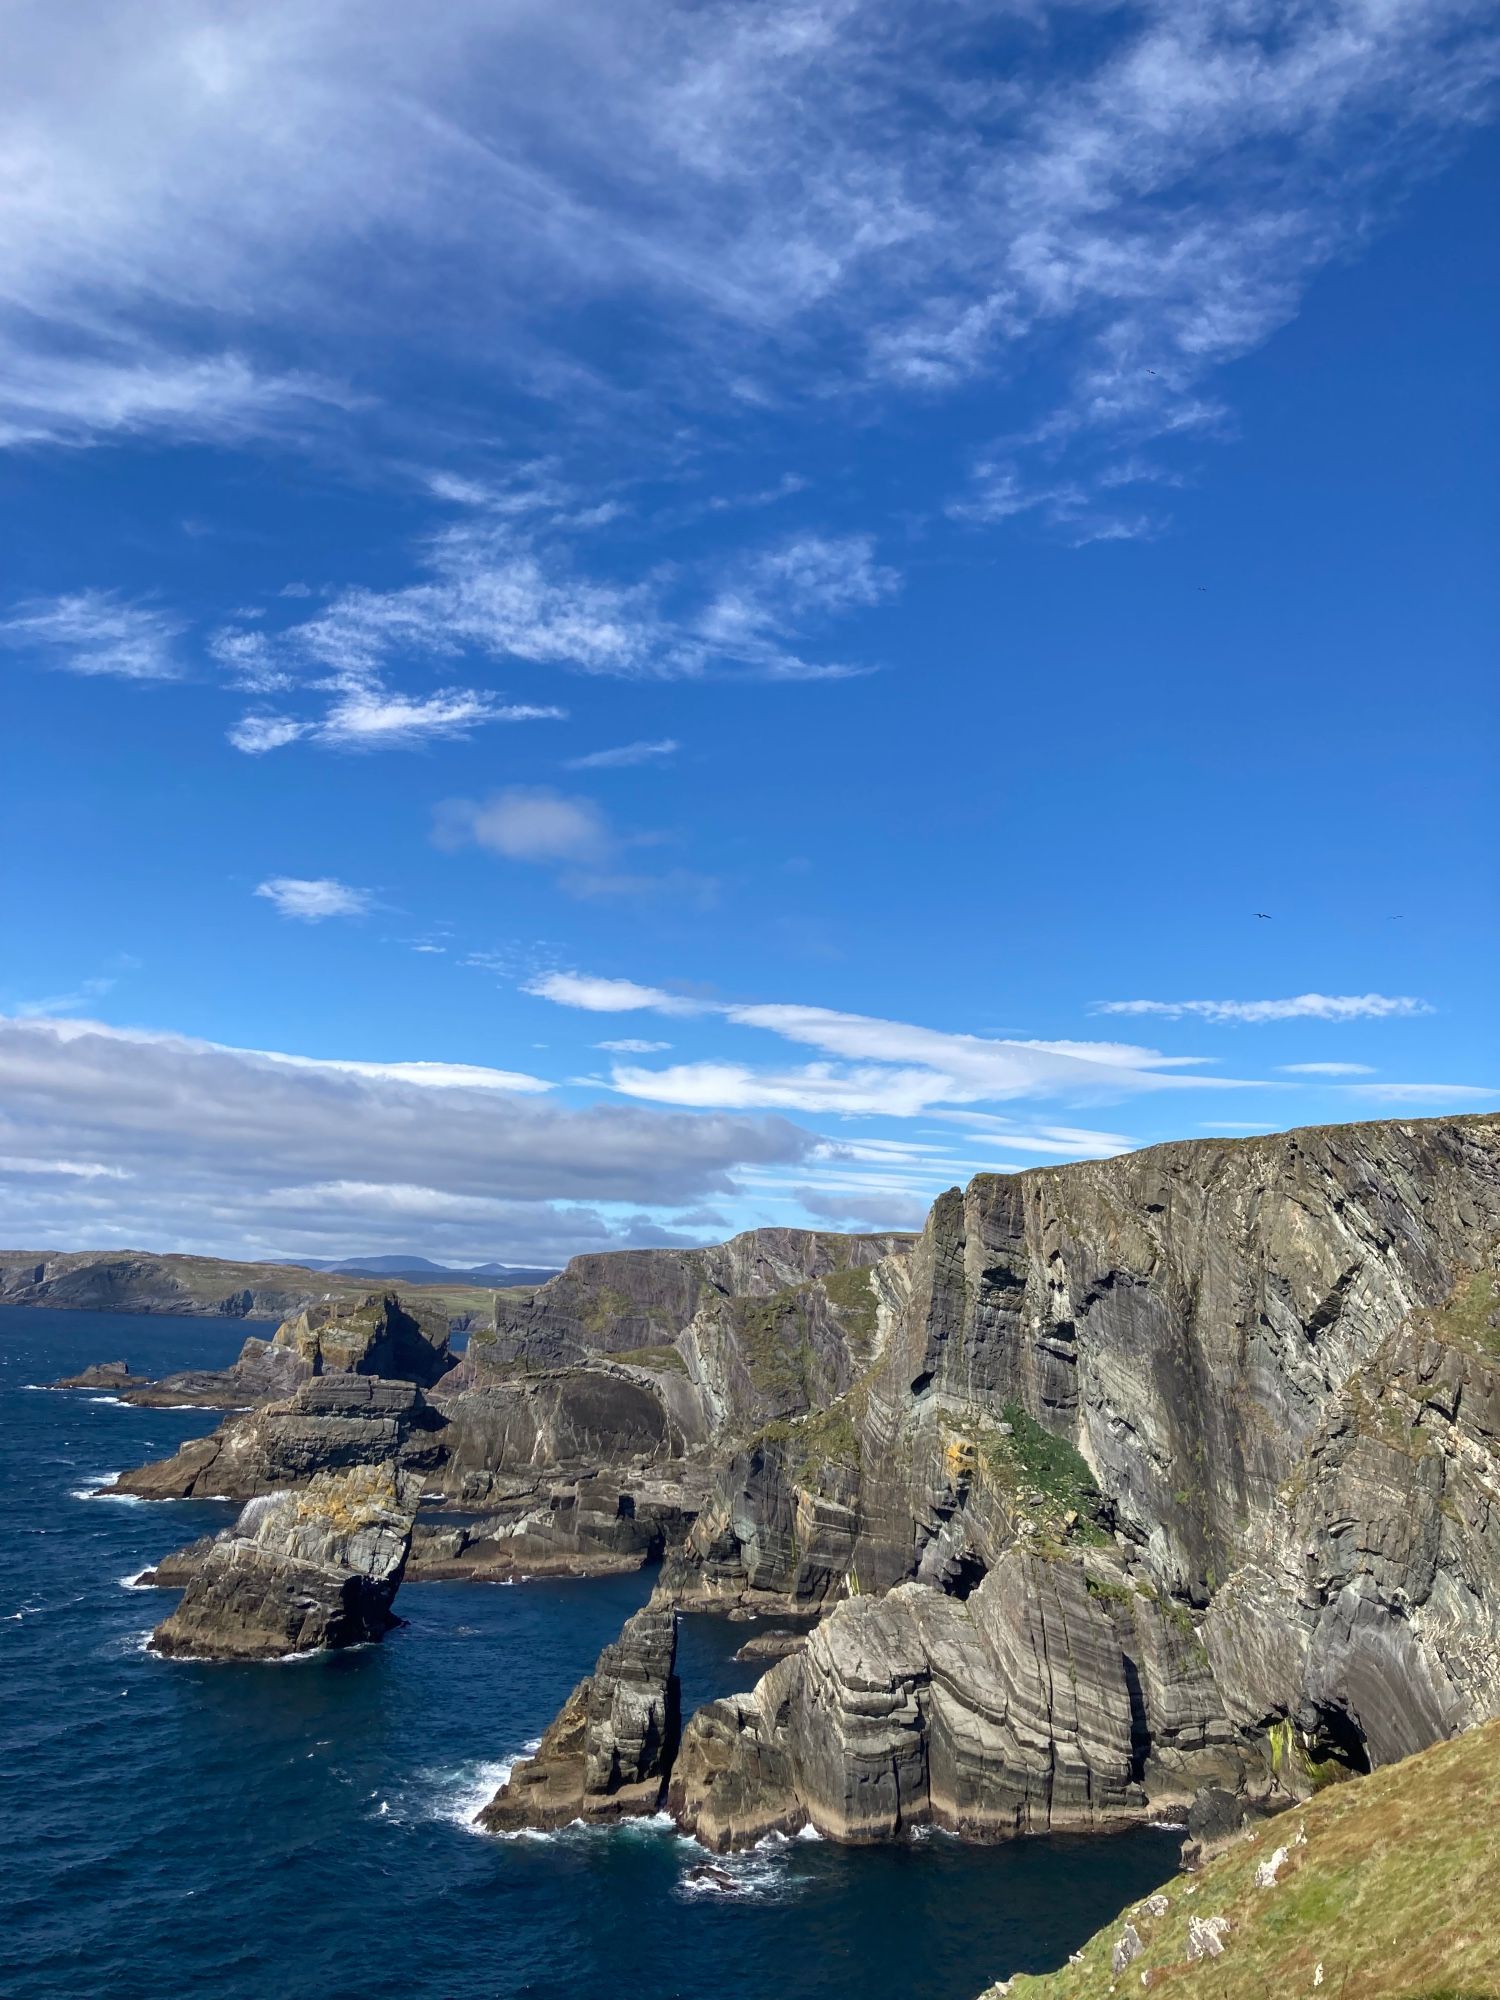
left=297, top=1255, right=562, bottom=1288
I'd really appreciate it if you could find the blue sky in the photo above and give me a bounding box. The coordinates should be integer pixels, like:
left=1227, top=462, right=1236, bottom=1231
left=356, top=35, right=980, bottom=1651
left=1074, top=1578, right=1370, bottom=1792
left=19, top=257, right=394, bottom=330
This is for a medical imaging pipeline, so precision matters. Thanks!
left=1, top=0, right=1496, bottom=1265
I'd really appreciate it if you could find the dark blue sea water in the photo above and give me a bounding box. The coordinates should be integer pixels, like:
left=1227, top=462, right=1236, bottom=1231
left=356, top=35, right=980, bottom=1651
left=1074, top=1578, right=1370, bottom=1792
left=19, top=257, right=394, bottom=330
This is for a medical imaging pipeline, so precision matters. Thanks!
left=0, top=1307, right=1177, bottom=2000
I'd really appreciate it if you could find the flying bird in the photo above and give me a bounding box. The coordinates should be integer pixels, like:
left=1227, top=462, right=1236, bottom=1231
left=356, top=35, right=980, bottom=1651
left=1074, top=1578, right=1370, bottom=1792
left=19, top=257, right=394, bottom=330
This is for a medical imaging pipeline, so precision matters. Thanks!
left=1256, top=912, right=1272, bottom=920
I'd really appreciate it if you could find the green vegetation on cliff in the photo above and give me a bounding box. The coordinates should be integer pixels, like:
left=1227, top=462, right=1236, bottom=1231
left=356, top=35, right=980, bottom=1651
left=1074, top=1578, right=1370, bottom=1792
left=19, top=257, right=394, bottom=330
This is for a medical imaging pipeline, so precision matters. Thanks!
left=984, top=1719, right=1500, bottom=1999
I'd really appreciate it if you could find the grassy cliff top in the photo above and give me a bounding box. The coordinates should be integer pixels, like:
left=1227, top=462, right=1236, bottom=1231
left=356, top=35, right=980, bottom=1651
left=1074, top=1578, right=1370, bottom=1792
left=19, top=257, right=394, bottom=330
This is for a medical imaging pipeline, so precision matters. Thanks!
left=985, top=1719, right=1500, bottom=2000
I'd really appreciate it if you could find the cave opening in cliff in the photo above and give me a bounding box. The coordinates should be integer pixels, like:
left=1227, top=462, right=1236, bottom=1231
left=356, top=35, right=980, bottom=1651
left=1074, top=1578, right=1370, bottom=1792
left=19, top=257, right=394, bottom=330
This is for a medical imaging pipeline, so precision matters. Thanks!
left=1307, top=1704, right=1372, bottom=1777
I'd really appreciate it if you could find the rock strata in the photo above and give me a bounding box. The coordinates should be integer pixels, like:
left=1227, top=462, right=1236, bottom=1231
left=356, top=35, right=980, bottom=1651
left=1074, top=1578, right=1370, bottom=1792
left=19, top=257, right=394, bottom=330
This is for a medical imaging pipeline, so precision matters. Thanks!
left=116, top=1374, right=448, bottom=1499
left=477, top=1605, right=680, bottom=1831
left=150, top=1464, right=418, bottom=1660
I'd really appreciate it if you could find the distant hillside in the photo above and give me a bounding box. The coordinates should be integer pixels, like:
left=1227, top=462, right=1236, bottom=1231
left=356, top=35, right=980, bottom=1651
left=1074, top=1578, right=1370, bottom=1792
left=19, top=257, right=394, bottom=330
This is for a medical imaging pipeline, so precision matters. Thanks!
left=301, top=1254, right=561, bottom=1287
left=0, top=1248, right=514, bottom=1327
left=985, top=1718, right=1500, bottom=1999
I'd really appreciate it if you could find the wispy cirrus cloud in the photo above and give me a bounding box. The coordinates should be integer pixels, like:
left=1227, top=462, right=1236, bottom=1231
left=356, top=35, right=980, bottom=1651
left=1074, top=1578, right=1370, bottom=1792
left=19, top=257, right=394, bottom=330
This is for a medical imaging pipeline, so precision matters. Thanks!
left=0, top=590, right=184, bottom=679
left=528, top=967, right=1258, bottom=1118
left=565, top=738, right=679, bottom=770
left=6, top=0, right=1482, bottom=518
left=253, top=876, right=373, bottom=923
left=1095, top=993, right=1432, bottom=1024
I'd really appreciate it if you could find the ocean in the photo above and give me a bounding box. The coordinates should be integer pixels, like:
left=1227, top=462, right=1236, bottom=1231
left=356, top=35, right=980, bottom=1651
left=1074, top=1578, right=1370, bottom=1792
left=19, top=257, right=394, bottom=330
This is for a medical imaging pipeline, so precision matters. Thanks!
left=0, top=1306, right=1177, bottom=2000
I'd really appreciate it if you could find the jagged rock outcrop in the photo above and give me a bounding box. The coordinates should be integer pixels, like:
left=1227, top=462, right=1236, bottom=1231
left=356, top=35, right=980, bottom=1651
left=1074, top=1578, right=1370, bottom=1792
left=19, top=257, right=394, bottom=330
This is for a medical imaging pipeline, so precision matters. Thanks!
left=668, top=1546, right=1243, bottom=1850
left=115, top=1374, right=448, bottom=1499
left=52, top=1291, right=457, bottom=1409
left=150, top=1465, right=418, bottom=1660
left=665, top=1116, right=1500, bottom=1845
left=52, top=1360, right=146, bottom=1391
left=269, top=1293, right=455, bottom=1386
left=406, top=1470, right=706, bottom=1581
left=477, top=1605, right=680, bottom=1831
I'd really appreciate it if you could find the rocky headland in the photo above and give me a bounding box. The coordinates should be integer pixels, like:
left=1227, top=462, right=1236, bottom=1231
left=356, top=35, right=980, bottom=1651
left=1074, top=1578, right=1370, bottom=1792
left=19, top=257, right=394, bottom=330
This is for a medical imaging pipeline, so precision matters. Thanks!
left=150, top=1463, right=418, bottom=1660
left=61, top=1114, right=1500, bottom=1885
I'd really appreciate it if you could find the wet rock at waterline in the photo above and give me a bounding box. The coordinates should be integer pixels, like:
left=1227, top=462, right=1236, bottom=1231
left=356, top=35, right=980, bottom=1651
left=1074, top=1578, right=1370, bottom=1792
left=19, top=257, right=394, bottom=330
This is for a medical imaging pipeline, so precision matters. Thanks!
left=477, top=1605, right=681, bottom=1831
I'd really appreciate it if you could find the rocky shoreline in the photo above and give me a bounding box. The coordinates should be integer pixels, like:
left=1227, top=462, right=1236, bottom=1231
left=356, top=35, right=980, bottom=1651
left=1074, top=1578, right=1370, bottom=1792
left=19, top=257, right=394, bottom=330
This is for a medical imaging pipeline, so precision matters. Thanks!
left=47, top=1115, right=1500, bottom=1919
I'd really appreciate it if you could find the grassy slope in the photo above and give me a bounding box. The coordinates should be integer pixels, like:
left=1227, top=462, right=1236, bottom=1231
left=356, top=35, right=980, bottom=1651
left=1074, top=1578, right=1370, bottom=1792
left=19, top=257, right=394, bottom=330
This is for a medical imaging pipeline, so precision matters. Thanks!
left=986, top=1720, right=1500, bottom=2000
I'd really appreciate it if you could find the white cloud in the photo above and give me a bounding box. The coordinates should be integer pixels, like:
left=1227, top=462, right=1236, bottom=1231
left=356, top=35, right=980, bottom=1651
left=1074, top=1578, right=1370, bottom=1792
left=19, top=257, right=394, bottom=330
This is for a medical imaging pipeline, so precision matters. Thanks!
left=532, top=969, right=1264, bottom=1115
left=1279, top=1061, right=1377, bottom=1076
left=565, top=738, right=680, bottom=770
left=253, top=877, right=373, bottom=923
left=0, top=590, right=184, bottom=679
left=1095, top=994, right=1432, bottom=1024
left=595, top=1038, right=673, bottom=1053
left=526, top=970, right=704, bottom=1016
left=1342, top=1083, right=1498, bottom=1105
left=0, top=1155, right=129, bottom=1180
left=228, top=682, right=566, bottom=756
left=0, top=348, right=349, bottom=451
left=438, top=789, right=611, bottom=865
left=228, top=713, right=307, bottom=755
left=0, top=0, right=1488, bottom=518
left=0, top=1012, right=815, bottom=1260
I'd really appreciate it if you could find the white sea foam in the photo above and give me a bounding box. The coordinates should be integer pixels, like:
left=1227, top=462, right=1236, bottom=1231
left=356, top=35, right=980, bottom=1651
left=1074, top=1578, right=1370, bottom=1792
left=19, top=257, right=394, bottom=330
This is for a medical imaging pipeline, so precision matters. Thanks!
left=1148, top=1819, right=1188, bottom=1832
left=119, top=1569, right=154, bottom=1591
left=87, top=1394, right=128, bottom=1407
left=431, top=1757, right=520, bottom=1831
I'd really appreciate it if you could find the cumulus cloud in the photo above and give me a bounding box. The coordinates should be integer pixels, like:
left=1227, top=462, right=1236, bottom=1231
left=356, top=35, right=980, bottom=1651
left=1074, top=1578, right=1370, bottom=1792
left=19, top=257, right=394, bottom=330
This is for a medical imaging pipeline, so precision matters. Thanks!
left=0, top=1013, right=815, bottom=1260
left=1095, top=994, right=1432, bottom=1024
left=254, top=876, right=373, bottom=922
left=595, top=1038, right=673, bottom=1054
left=0, top=591, right=184, bottom=679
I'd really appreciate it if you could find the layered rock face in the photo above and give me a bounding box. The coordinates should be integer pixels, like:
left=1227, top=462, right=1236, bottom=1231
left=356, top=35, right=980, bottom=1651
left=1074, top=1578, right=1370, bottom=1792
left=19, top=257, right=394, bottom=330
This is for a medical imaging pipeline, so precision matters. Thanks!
left=150, top=1465, right=418, bottom=1660
left=665, top=1115, right=1500, bottom=1839
left=669, top=1546, right=1240, bottom=1850
left=478, top=1605, right=680, bottom=1831
left=407, top=1471, right=706, bottom=1581
left=53, top=1291, right=457, bottom=1411
left=116, top=1375, right=448, bottom=1499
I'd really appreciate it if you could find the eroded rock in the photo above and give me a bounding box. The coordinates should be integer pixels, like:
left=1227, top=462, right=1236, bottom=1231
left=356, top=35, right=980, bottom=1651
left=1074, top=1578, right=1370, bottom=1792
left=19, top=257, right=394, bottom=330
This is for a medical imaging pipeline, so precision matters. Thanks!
left=478, top=1606, right=680, bottom=1831
left=149, top=1464, right=417, bottom=1660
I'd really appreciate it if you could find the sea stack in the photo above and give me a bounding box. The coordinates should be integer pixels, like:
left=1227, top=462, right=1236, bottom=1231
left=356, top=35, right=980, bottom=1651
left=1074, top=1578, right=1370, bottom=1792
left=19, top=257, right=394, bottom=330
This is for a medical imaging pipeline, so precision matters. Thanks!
left=478, top=1604, right=681, bottom=1831
left=150, top=1463, right=418, bottom=1661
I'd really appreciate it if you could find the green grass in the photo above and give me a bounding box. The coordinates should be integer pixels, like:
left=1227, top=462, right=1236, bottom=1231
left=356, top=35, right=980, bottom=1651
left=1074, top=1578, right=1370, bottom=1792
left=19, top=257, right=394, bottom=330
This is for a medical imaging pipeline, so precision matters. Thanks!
left=820, top=1264, right=878, bottom=1344
left=731, top=1286, right=816, bottom=1399
left=982, top=1718, right=1500, bottom=2000
left=609, top=1343, right=688, bottom=1374
left=750, top=1400, right=862, bottom=1483
left=977, top=1403, right=1111, bottom=1545
left=1424, top=1268, right=1500, bottom=1358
